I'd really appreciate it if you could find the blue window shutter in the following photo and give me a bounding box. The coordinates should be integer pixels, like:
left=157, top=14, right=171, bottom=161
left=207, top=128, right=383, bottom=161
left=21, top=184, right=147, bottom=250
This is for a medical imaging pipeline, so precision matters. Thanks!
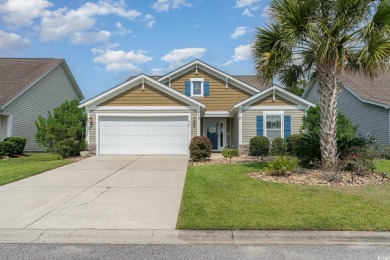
left=284, top=115, right=291, bottom=139
left=184, top=81, right=191, bottom=96
left=204, top=81, right=210, bottom=96
left=256, top=116, right=263, bottom=136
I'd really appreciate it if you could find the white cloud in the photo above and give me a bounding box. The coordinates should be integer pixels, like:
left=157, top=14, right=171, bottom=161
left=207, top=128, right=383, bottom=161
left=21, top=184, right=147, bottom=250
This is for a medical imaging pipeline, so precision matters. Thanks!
left=40, top=1, right=141, bottom=43
left=224, top=44, right=252, bottom=66
left=69, top=31, right=111, bottom=44
left=261, top=5, right=272, bottom=18
left=0, top=0, right=52, bottom=27
left=144, top=14, right=155, bottom=28
left=115, top=22, right=131, bottom=35
left=235, top=0, right=260, bottom=8
left=92, top=48, right=153, bottom=72
left=235, top=0, right=260, bottom=17
left=0, top=30, right=30, bottom=55
left=151, top=68, right=165, bottom=75
left=231, top=26, right=248, bottom=39
left=151, top=0, right=191, bottom=12
left=161, top=47, right=206, bottom=69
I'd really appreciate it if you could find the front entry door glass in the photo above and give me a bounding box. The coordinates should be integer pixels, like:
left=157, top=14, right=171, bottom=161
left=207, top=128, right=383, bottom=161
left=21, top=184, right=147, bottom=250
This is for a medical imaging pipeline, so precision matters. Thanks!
left=206, top=121, right=219, bottom=150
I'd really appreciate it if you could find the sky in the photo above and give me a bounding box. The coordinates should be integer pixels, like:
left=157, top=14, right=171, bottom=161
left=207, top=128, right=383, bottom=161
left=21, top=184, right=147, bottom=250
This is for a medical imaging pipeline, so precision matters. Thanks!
left=0, top=0, right=271, bottom=99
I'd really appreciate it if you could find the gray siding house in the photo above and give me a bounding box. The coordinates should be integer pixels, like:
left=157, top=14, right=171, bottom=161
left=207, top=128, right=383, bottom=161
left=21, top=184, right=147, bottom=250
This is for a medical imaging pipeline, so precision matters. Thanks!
left=0, top=58, right=84, bottom=151
left=303, top=72, right=390, bottom=148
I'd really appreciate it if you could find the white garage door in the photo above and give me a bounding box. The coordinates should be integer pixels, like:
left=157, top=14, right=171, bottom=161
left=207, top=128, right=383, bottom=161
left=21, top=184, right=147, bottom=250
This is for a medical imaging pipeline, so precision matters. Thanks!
left=98, top=116, right=189, bottom=155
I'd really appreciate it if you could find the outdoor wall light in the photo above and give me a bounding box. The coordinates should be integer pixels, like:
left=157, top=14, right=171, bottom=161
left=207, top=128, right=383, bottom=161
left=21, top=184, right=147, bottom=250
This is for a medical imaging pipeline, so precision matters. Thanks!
left=89, top=117, right=94, bottom=127
left=192, top=115, right=197, bottom=126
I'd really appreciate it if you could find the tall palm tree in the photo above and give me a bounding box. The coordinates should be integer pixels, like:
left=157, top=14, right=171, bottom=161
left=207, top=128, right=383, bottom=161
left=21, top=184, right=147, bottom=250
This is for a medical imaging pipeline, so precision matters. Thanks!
left=253, top=0, right=390, bottom=168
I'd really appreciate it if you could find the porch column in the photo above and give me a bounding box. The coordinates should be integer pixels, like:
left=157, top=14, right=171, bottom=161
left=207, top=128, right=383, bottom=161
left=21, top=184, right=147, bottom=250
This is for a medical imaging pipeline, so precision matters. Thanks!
left=238, top=106, right=242, bottom=145
left=197, top=106, right=200, bottom=136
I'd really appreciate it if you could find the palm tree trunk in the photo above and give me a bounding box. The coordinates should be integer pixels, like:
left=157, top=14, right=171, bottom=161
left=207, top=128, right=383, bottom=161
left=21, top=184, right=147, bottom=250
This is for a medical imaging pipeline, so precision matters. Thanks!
left=316, top=63, right=340, bottom=169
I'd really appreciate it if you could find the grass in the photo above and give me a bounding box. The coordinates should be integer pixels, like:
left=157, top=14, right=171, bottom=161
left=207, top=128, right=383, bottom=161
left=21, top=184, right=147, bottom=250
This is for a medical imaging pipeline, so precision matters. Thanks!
left=374, top=159, right=390, bottom=177
left=177, top=162, right=390, bottom=231
left=0, top=153, right=72, bottom=186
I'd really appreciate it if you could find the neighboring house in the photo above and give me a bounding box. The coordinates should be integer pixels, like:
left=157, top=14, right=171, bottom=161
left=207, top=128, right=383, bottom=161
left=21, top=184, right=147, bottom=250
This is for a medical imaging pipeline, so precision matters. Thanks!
left=303, top=71, right=390, bottom=148
left=81, top=60, right=313, bottom=155
left=0, top=58, right=84, bottom=151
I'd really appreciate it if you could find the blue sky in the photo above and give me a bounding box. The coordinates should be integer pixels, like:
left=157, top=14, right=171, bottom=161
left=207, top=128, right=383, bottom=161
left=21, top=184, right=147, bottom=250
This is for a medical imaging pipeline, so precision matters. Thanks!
left=0, top=0, right=271, bottom=99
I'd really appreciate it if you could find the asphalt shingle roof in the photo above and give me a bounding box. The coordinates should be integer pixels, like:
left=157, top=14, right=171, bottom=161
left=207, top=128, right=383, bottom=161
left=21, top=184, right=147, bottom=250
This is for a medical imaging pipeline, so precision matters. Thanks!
left=0, top=58, right=62, bottom=107
left=340, top=71, right=390, bottom=106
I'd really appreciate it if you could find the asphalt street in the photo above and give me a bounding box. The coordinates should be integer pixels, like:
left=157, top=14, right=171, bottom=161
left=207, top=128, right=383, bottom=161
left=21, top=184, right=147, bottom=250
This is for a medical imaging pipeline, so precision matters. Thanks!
left=0, top=244, right=389, bottom=260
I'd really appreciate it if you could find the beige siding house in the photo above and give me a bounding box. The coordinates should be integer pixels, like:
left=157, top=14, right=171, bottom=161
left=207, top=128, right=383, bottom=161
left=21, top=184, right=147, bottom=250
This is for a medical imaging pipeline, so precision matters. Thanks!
left=0, top=58, right=84, bottom=151
left=81, top=60, right=314, bottom=155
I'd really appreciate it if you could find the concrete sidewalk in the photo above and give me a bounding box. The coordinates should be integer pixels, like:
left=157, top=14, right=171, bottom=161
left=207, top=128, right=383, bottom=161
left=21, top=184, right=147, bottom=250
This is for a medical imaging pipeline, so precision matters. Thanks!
left=0, top=229, right=389, bottom=245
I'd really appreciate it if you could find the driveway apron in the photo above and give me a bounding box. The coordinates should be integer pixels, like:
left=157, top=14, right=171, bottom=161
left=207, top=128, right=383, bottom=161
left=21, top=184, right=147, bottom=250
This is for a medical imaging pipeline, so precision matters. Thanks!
left=0, top=155, right=188, bottom=230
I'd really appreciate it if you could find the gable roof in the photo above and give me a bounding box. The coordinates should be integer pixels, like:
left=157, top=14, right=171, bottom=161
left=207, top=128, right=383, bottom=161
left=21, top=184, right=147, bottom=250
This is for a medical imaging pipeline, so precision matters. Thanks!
left=80, top=74, right=206, bottom=108
left=303, top=71, right=390, bottom=107
left=230, top=85, right=314, bottom=113
left=157, top=60, right=262, bottom=94
left=0, top=58, right=84, bottom=107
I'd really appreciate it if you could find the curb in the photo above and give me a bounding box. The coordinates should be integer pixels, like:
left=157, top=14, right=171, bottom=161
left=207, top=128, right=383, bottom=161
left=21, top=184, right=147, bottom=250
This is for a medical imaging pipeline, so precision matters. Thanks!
left=0, top=229, right=389, bottom=245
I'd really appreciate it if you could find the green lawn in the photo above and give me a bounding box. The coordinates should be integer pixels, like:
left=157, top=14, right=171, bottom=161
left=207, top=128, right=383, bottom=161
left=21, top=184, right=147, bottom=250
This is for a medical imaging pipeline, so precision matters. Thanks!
left=374, top=159, right=390, bottom=176
left=0, top=153, right=72, bottom=186
left=177, top=162, right=390, bottom=231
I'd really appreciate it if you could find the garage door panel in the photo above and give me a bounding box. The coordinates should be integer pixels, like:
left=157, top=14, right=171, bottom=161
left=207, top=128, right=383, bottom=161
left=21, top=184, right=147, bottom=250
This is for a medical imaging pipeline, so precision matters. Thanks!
left=98, top=116, right=189, bottom=155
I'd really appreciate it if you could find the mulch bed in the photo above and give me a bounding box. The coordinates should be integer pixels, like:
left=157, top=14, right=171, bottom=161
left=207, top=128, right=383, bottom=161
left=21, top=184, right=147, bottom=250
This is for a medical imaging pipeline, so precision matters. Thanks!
left=248, top=169, right=387, bottom=187
left=189, top=155, right=273, bottom=166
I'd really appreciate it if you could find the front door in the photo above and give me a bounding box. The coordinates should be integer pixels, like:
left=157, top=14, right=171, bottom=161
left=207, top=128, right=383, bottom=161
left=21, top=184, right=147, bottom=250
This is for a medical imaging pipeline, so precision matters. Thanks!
left=206, top=120, right=226, bottom=151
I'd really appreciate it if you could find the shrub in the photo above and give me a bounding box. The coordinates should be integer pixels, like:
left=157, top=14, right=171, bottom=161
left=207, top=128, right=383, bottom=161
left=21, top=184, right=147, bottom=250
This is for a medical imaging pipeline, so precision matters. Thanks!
left=344, top=147, right=375, bottom=178
left=271, top=137, right=286, bottom=156
left=296, top=133, right=321, bottom=168
left=286, top=134, right=303, bottom=156
left=190, top=136, right=212, bottom=162
left=0, top=141, right=18, bottom=157
left=3, top=137, right=27, bottom=155
left=222, top=148, right=240, bottom=163
left=267, top=156, right=298, bottom=176
left=35, top=100, right=87, bottom=158
left=249, top=136, right=270, bottom=156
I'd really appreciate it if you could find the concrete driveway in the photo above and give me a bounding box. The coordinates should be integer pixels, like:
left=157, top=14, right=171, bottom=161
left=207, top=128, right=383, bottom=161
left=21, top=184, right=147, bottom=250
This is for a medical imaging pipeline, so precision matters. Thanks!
left=0, top=155, right=188, bottom=230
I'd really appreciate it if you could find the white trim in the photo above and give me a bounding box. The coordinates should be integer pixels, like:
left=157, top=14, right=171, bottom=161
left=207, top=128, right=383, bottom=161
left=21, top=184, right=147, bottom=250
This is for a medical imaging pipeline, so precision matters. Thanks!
left=238, top=106, right=242, bottom=145
left=244, top=105, right=307, bottom=110
left=263, top=112, right=284, bottom=140
left=389, top=109, right=390, bottom=145
left=91, top=106, right=195, bottom=111
left=7, top=115, right=12, bottom=137
left=190, top=78, right=204, bottom=97
left=197, top=106, right=201, bottom=136
left=86, top=111, right=89, bottom=145
left=204, top=111, right=231, bottom=117
left=80, top=74, right=206, bottom=109
left=95, top=113, right=191, bottom=156
left=158, top=60, right=260, bottom=94
left=231, top=85, right=315, bottom=112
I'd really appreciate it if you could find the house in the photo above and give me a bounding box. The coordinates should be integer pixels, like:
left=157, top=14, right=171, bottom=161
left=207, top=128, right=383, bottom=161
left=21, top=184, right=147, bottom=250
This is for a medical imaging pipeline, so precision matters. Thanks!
left=0, top=58, right=84, bottom=151
left=303, top=71, right=390, bottom=148
left=81, top=60, right=314, bottom=155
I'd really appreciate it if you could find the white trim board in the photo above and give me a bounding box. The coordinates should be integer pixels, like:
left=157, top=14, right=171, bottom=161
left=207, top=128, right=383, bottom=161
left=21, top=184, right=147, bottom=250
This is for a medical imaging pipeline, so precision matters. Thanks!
left=90, top=106, right=196, bottom=111
left=81, top=74, right=206, bottom=109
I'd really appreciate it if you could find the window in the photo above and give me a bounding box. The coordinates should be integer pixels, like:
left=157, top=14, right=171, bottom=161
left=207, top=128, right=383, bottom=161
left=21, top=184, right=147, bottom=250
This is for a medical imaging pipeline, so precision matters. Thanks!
left=190, top=78, right=204, bottom=97
left=265, top=115, right=282, bottom=141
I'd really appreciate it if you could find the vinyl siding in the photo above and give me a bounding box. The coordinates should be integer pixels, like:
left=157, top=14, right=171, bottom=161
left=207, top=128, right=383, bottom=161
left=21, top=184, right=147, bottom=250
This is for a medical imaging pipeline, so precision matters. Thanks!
left=169, top=68, right=252, bottom=111
left=98, top=83, right=188, bottom=106
left=0, top=115, right=8, bottom=140
left=87, top=108, right=197, bottom=151
left=2, top=64, right=81, bottom=151
left=232, top=112, right=239, bottom=149
left=242, top=108, right=304, bottom=144
left=305, top=84, right=390, bottom=147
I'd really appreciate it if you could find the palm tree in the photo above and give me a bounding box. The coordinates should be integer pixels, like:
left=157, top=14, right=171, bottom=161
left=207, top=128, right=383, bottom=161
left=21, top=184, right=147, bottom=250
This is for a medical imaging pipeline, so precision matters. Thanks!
left=253, top=0, right=390, bottom=168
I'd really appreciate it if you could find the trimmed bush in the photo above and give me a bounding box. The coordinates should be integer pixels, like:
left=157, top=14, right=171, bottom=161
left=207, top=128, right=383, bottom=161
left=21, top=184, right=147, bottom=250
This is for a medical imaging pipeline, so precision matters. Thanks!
left=0, top=141, right=18, bottom=157
left=190, top=136, right=212, bottom=162
left=271, top=137, right=286, bottom=156
left=286, top=134, right=303, bottom=156
left=267, top=156, right=298, bottom=176
left=249, top=136, right=270, bottom=156
left=4, top=137, right=27, bottom=155
left=222, top=148, right=240, bottom=163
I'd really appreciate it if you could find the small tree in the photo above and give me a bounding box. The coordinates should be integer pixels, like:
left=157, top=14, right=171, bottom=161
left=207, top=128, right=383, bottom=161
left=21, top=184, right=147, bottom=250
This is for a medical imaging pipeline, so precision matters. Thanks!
left=35, top=100, right=87, bottom=158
